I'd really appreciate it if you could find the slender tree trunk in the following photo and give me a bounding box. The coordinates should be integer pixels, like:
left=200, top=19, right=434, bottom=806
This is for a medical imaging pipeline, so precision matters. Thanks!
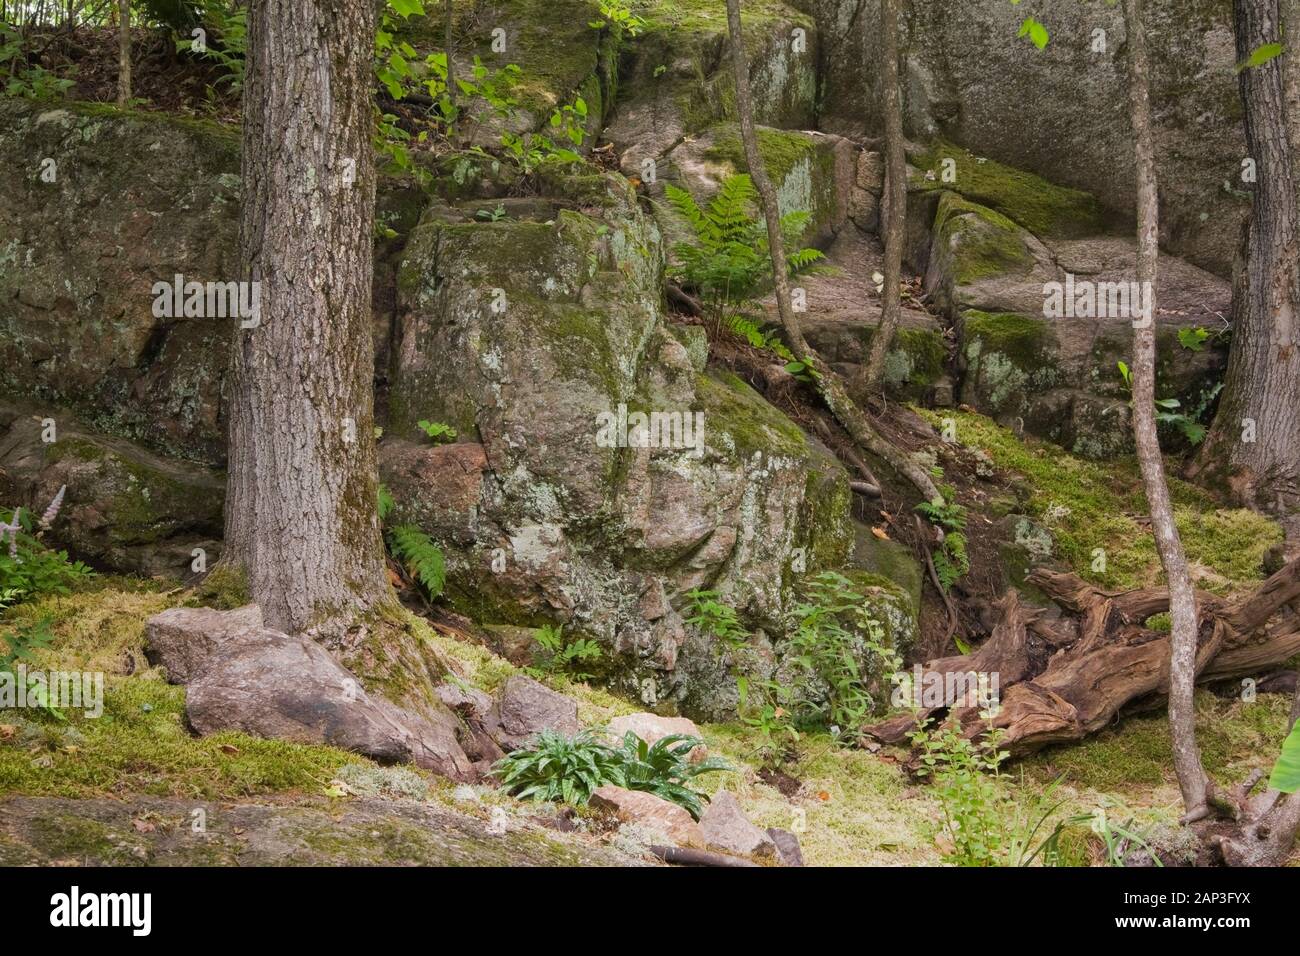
left=115, top=0, right=130, bottom=106
left=1194, top=0, right=1300, bottom=517
left=1122, top=0, right=1210, bottom=820
left=724, top=0, right=941, bottom=504
left=228, top=0, right=389, bottom=638
left=443, top=0, right=457, bottom=143
left=859, top=0, right=904, bottom=390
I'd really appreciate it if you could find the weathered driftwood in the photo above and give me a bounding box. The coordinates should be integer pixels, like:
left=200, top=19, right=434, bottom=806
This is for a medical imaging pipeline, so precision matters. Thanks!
left=865, top=556, right=1300, bottom=756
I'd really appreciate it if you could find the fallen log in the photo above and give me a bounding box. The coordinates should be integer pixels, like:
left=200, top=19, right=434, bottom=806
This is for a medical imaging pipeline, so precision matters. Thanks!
left=865, top=556, right=1300, bottom=756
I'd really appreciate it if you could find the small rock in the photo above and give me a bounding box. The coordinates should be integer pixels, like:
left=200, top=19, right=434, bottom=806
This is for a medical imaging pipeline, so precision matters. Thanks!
left=698, top=791, right=777, bottom=860
left=489, top=675, right=581, bottom=750
left=435, top=681, right=494, bottom=720
left=589, top=785, right=703, bottom=847
left=765, top=827, right=805, bottom=867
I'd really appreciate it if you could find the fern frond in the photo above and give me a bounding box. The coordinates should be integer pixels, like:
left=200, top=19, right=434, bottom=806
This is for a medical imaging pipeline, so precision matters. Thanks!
left=387, top=524, right=446, bottom=599
left=787, top=247, right=825, bottom=276
left=664, top=183, right=709, bottom=241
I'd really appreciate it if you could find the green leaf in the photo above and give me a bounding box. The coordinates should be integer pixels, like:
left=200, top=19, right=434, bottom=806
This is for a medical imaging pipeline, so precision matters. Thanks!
left=1018, top=16, right=1050, bottom=49
left=387, top=0, right=425, bottom=18
left=1236, top=42, right=1284, bottom=73
left=1177, top=326, right=1209, bottom=351
left=1269, top=721, right=1300, bottom=793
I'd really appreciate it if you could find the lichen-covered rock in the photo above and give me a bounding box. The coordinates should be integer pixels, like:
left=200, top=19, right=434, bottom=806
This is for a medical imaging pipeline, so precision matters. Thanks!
left=0, top=101, right=240, bottom=464
left=816, top=0, right=1246, bottom=275
left=387, top=171, right=855, bottom=718
left=952, top=238, right=1230, bottom=458
left=0, top=405, right=224, bottom=575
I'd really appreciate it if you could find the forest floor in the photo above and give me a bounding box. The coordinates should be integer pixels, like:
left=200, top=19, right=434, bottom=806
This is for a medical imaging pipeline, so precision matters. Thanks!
left=2, top=407, right=1292, bottom=866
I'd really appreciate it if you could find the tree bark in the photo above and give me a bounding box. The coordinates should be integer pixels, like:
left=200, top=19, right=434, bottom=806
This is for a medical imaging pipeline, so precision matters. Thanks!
left=443, top=0, right=457, bottom=143
left=1122, top=0, right=1210, bottom=820
left=723, top=0, right=941, bottom=504
left=858, top=0, right=904, bottom=390
left=1193, top=0, right=1300, bottom=516
left=228, top=0, right=389, bottom=638
left=115, top=0, right=130, bottom=107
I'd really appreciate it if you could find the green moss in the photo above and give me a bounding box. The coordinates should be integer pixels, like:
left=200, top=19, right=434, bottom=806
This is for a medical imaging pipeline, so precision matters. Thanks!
left=705, top=126, right=817, bottom=186
left=931, top=191, right=1034, bottom=284
left=915, top=142, right=1111, bottom=239
left=962, top=311, right=1052, bottom=368
left=917, top=407, right=1282, bottom=592
left=697, top=369, right=808, bottom=458
left=190, top=564, right=249, bottom=610
left=1024, top=690, right=1295, bottom=792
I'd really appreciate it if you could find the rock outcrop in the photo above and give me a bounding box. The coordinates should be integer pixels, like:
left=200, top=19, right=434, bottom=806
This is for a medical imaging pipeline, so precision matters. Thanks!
left=816, top=0, right=1247, bottom=275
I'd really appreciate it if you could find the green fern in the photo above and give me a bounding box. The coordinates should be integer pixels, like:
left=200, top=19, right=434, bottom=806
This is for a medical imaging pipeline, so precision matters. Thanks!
left=665, top=174, right=825, bottom=326
left=387, top=524, right=446, bottom=600
left=377, top=483, right=396, bottom=522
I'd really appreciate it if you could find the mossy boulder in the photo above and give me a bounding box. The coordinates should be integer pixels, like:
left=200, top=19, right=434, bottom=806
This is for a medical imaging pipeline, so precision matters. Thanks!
left=0, top=404, right=223, bottom=575
left=912, top=142, right=1112, bottom=239
left=815, top=0, right=1246, bottom=275
left=923, top=192, right=1047, bottom=317
left=387, top=175, right=855, bottom=719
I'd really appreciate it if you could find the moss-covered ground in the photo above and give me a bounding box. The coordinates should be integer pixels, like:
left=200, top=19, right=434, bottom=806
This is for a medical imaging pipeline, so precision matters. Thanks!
left=2, top=543, right=1292, bottom=865
left=918, top=408, right=1281, bottom=593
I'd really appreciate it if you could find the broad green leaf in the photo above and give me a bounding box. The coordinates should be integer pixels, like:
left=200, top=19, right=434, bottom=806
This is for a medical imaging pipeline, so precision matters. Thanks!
left=1236, top=42, right=1284, bottom=73
left=387, top=0, right=425, bottom=18
left=1268, top=721, right=1300, bottom=793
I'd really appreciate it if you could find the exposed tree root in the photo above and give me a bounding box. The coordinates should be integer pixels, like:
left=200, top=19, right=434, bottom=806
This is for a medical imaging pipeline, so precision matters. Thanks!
left=865, top=556, right=1300, bottom=755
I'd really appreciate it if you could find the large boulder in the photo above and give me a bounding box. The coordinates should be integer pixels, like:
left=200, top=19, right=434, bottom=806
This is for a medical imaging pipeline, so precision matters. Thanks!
left=145, top=606, right=476, bottom=781
left=817, top=0, right=1247, bottom=275
left=0, top=102, right=240, bottom=465
left=385, top=171, right=856, bottom=718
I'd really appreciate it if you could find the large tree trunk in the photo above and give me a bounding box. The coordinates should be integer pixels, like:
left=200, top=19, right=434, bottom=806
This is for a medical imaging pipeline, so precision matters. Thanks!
left=858, top=0, right=904, bottom=390
left=1122, top=0, right=1210, bottom=820
left=723, top=0, right=941, bottom=505
left=229, top=0, right=389, bottom=638
left=1193, top=0, right=1300, bottom=517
